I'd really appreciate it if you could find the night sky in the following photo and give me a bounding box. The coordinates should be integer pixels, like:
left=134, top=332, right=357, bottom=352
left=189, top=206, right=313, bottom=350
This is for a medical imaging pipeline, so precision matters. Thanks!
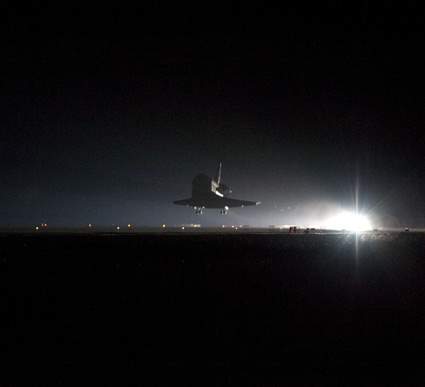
left=2, top=3, right=425, bottom=227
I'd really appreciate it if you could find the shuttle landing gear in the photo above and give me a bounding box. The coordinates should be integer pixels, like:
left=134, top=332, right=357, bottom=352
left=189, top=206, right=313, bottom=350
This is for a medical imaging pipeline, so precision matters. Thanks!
left=220, top=206, right=229, bottom=215
left=194, top=206, right=203, bottom=215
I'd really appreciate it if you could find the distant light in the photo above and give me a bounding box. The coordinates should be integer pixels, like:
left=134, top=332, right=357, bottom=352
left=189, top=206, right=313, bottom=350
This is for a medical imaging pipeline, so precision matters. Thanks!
left=162, top=224, right=166, bottom=228
left=128, top=224, right=132, bottom=228
left=35, top=226, right=39, bottom=231
left=181, top=226, right=185, bottom=230
left=88, top=224, right=92, bottom=228
left=323, top=211, right=372, bottom=232
left=116, top=226, right=120, bottom=230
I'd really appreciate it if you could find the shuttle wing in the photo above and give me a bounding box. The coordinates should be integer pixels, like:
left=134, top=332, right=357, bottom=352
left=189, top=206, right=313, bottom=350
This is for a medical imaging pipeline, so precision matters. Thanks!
left=221, top=197, right=260, bottom=208
left=173, top=195, right=259, bottom=208
left=173, top=198, right=195, bottom=206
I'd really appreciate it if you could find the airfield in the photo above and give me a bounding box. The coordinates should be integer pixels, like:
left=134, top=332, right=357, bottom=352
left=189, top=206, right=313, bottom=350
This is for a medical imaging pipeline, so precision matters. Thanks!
left=3, top=228, right=425, bottom=383
left=2, top=223, right=423, bottom=234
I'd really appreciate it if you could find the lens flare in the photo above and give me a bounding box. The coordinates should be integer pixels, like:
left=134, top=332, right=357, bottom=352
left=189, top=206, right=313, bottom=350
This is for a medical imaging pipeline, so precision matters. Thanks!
left=322, top=211, right=372, bottom=232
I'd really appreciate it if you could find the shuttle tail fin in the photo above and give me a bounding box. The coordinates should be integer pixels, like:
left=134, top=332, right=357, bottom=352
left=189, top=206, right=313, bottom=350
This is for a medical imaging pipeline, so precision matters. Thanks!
left=215, top=162, right=222, bottom=184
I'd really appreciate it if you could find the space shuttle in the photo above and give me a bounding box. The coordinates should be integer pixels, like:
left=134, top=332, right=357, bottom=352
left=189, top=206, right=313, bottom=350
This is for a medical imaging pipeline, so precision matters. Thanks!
left=173, top=162, right=260, bottom=214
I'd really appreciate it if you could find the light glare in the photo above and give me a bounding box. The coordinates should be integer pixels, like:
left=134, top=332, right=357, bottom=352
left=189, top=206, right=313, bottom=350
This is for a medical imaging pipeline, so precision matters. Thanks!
left=323, top=211, right=372, bottom=232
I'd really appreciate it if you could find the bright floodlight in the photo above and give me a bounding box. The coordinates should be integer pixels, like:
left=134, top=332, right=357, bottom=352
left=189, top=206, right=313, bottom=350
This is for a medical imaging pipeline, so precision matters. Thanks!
left=323, top=211, right=372, bottom=232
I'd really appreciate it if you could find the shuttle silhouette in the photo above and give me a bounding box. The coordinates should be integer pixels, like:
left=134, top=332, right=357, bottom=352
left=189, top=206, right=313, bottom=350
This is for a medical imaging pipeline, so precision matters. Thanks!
left=174, top=162, right=260, bottom=214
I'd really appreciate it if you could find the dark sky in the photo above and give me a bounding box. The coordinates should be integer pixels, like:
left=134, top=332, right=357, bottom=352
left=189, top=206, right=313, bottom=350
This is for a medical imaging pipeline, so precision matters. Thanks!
left=2, top=3, right=425, bottom=227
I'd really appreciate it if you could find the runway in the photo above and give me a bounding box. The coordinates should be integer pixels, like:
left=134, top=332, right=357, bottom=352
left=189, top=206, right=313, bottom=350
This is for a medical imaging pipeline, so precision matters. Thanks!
left=3, top=231, right=425, bottom=383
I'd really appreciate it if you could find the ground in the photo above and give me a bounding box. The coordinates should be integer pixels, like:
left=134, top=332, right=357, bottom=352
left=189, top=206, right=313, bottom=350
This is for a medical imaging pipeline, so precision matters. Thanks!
left=2, top=231, right=425, bottom=384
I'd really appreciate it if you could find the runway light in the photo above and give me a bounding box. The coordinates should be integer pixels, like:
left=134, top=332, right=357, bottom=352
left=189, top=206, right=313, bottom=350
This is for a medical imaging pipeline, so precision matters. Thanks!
left=323, top=211, right=372, bottom=232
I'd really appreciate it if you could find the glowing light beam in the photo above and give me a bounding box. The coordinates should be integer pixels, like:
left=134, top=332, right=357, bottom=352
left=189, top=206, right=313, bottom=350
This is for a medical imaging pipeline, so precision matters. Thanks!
left=322, top=211, right=372, bottom=232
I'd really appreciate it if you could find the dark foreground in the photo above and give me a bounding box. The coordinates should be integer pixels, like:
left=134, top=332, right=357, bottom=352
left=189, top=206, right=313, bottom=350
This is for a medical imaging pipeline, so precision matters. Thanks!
left=3, top=232, right=425, bottom=384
